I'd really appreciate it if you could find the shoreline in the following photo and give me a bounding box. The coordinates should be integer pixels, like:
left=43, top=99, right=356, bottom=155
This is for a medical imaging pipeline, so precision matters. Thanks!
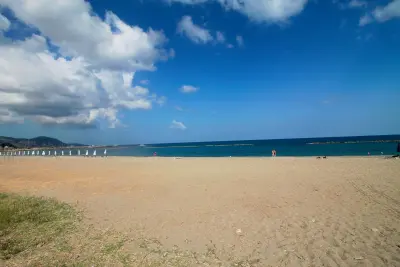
left=1, top=155, right=397, bottom=160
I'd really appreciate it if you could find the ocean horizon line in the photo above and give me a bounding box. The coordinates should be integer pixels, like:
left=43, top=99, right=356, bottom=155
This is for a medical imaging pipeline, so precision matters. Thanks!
left=118, top=134, right=400, bottom=148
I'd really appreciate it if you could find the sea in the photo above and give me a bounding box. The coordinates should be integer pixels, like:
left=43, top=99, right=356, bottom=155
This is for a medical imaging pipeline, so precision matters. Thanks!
left=98, top=135, right=400, bottom=157
left=16, top=135, right=399, bottom=158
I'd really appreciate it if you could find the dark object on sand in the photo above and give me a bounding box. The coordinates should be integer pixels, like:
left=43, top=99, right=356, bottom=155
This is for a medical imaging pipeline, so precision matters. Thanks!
left=316, top=156, right=321, bottom=159
left=323, top=156, right=327, bottom=159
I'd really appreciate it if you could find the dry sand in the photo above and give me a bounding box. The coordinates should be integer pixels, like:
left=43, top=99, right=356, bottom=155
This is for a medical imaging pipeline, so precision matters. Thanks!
left=1, top=156, right=400, bottom=266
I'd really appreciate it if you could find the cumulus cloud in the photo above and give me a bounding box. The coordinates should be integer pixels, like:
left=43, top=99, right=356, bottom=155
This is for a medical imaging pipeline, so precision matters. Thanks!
left=169, top=0, right=309, bottom=23
left=180, top=85, right=199, bottom=93
left=170, top=120, right=187, bottom=130
left=177, top=16, right=213, bottom=44
left=0, top=0, right=169, bottom=127
left=359, top=0, right=400, bottom=26
left=0, top=14, right=10, bottom=31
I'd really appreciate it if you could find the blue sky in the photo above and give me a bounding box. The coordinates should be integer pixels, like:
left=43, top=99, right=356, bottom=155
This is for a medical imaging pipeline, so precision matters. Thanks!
left=0, top=0, right=399, bottom=145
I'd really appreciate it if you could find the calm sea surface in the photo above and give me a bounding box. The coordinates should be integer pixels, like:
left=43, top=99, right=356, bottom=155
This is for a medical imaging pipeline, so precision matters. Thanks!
left=17, top=135, right=400, bottom=157
left=99, top=135, right=400, bottom=157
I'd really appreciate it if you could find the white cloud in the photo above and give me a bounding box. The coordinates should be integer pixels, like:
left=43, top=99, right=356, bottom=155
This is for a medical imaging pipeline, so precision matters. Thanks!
left=169, top=0, right=309, bottom=23
left=348, top=0, right=367, bottom=9
left=180, top=85, right=199, bottom=93
left=236, top=35, right=244, bottom=47
left=177, top=16, right=213, bottom=44
left=360, top=0, right=400, bottom=26
left=140, top=79, right=150, bottom=85
left=175, top=106, right=183, bottom=111
left=156, top=96, right=167, bottom=106
left=170, top=120, right=187, bottom=130
left=373, top=0, right=400, bottom=22
left=0, top=0, right=172, bottom=71
left=227, top=43, right=234, bottom=48
left=216, top=31, right=225, bottom=43
left=0, top=0, right=169, bottom=127
left=359, top=14, right=372, bottom=26
left=0, top=14, right=10, bottom=31
left=334, top=0, right=367, bottom=9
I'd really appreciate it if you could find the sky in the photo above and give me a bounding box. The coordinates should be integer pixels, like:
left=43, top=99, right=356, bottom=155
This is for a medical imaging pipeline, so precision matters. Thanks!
left=0, top=0, right=399, bottom=145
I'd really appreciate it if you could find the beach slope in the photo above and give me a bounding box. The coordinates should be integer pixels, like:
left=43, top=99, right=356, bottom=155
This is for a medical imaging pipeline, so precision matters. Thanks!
left=1, top=157, right=399, bottom=266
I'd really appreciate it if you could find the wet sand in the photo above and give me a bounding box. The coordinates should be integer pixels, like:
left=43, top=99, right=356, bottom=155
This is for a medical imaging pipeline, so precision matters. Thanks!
left=1, top=157, right=400, bottom=266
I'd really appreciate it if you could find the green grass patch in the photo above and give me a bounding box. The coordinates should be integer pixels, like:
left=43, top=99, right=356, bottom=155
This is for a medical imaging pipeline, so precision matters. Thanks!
left=0, top=192, right=78, bottom=260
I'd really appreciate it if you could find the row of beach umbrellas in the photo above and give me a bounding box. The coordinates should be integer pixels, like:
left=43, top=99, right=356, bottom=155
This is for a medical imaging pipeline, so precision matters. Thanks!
left=0, top=149, right=107, bottom=157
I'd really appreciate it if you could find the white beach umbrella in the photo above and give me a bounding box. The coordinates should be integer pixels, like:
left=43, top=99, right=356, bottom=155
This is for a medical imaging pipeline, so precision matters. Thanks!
left=85, top=150, right=89, bottom=156
left=93, top=150, right=97, bottom=157
left=78, top=150, right=81, bottom=156
left=61, top=150, right=64, bottom=156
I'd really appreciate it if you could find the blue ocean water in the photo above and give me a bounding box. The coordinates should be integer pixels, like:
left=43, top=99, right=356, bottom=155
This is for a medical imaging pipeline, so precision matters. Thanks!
left=103, top=135, right=400, bottom=157
left=22, top=135, right=399, bottom=158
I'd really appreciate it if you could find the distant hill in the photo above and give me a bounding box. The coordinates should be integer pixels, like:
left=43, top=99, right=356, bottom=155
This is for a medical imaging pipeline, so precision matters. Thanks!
left=0, top=136, right=85, bottom=148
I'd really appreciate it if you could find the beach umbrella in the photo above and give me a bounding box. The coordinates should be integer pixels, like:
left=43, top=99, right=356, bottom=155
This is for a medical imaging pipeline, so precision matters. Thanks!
left=93, top=150, right=97, bottom=157
left=69, top=150, right=72, bottom=156
left=61, top=150, right=64, bottom=156
left=78, top=150, right=81, bottom=156
left=104, top=149, right=107, bottom=157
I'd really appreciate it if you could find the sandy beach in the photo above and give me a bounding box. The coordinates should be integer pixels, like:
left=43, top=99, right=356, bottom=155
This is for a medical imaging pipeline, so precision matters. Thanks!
left=1, top=157, right=399, bottom=266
